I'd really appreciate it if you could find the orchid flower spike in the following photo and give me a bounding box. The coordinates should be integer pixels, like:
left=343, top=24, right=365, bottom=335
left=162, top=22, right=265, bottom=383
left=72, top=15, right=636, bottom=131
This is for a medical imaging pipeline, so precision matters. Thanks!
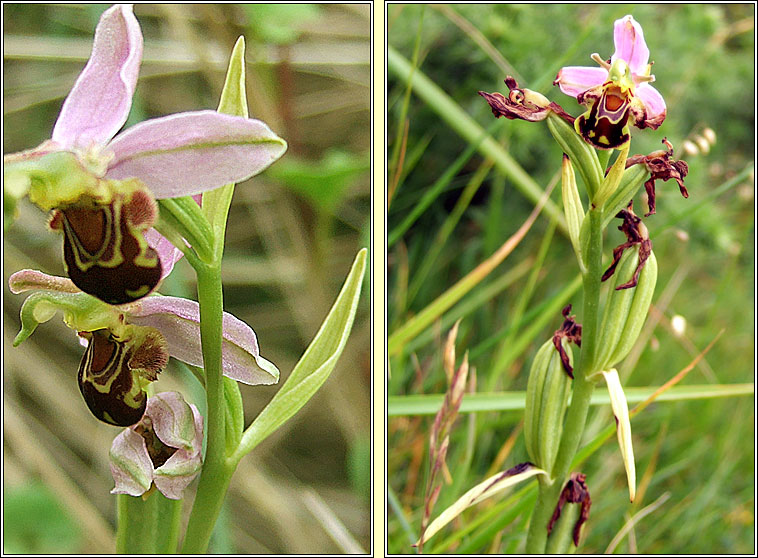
left=554, top=15, right=666, bottom=149
left=3, top=4, right=287, bottom=304
left=9, top=269, right=279, bottom=426
left=110, top=391, right=203, bottom=500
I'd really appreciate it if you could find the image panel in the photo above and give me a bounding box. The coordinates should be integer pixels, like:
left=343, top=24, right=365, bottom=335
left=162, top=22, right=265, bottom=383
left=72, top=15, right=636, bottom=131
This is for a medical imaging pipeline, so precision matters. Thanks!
left=4, top=3, right=371, bottom=554
left=387, top=4, right=754, bottom=554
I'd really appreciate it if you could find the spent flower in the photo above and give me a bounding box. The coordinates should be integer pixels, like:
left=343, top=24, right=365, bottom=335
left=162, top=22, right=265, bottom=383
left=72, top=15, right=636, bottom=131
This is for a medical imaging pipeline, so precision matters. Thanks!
left=625, top=138, right=690, bottom=216
left=552, top=304, right=583, bottom=378
left=547, top=472, right=592, bottom=546
left=601, top=201, right=652, bottom=289
left=479, top=76, right=575, bottom=124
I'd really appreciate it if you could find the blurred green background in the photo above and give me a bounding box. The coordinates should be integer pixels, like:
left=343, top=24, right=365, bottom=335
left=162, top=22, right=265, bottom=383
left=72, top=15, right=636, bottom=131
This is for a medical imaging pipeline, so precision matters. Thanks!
left=388, top=4, right=753, bottom=554
left=3, top=3, right=370, bottom=554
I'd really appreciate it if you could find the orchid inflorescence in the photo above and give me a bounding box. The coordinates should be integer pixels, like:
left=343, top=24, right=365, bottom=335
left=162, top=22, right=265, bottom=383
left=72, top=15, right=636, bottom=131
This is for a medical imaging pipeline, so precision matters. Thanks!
left=4, top=4, right=285, bottom=501
left=5, top=5, right=369, bottom=554
left=469, top=14, right=690, bottom=551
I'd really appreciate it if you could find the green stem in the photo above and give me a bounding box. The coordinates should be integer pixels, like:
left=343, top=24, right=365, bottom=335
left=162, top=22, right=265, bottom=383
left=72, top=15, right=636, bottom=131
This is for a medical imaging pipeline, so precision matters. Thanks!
left=526, top=208, right=603, bottom=553
left=157, top=198, right=214, bottom=263
left=116, top=492, right=182, bottom=553
left=180, top=262, right=233, bottom=553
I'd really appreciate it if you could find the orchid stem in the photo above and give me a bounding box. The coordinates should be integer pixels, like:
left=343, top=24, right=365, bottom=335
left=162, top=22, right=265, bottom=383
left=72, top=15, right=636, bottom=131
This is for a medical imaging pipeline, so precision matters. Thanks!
left=180, top=261, right=233, bottom=553
left=526, top=207, right=603, bottom=553
left=116, top=492, right=182, bottom=553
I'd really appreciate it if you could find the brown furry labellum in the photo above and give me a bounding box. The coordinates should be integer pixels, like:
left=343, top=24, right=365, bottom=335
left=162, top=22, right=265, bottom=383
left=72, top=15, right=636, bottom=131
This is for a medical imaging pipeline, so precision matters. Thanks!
left=77, top=328, right=168, bottom=426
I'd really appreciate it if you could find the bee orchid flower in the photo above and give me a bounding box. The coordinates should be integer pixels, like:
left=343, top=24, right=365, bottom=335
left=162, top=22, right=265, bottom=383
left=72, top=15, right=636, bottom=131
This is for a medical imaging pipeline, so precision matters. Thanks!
left=3, top=4, right=287, bottom=304
left=9, top=269, right=279, bottom=426
left=554, top=15, right=666, bottom=149
left=109, top=391, right=204, bottom=500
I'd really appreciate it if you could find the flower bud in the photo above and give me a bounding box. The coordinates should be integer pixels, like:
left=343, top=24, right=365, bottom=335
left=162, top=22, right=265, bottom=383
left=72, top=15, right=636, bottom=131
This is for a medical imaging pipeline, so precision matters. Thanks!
left=524, top=339, right=572, bottom=474
left=110, top=391, right=203, bottom=500
left=682, top=139, right=699, bottom=156
left=693, top=136, right=709, bottom=154
left=671, top=314, right=687, bottom=337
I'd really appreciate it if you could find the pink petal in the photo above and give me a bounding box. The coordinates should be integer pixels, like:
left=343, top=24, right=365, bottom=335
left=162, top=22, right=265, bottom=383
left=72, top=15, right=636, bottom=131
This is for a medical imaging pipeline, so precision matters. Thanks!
left=143, top=195, right=201, bottom=279
left=144, top=229, right=185, bottom=280
left=52, top=4, right=143, bottom=149
left=106, top=111, right=287, bottom=198
left=611, top=15, right=649, bottom=75
left=153, top=446, right=202, bottom=500
left=147, top=392, right=200, bottom=452
left=555, top=66, right=608, bottom=98
left=8, top=269, right=79, bottom=294
left=636, top=83, right=667, bottom=126
left=109, top=427, right=154, bottom=497
left=152, top=397, right=203, bottom=500
left=126, top=296, right=280, bottom=385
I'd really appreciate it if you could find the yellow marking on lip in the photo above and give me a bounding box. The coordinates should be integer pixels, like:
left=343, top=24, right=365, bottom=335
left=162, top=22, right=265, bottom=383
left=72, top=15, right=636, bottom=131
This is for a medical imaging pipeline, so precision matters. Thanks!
left=125, top=285, right=151, bottom=299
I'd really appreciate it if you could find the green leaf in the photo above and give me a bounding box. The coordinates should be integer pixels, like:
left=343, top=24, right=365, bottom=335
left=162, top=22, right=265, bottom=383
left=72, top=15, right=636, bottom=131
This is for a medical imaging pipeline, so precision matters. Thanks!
left=116, top=492, right=182, bottom=554
left=387, top=46, right=567, bottom=232
left=232, top=248, right=367, bottom=463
